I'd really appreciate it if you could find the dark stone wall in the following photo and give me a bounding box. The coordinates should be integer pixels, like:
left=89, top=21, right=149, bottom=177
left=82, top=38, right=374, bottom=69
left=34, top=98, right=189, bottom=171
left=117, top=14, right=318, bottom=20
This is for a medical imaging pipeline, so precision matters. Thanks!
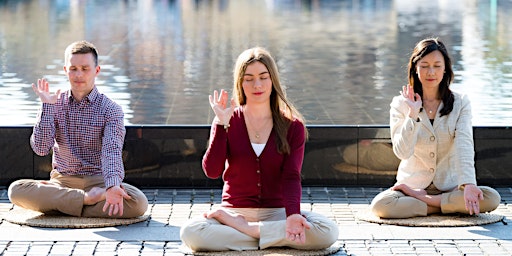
left=1, top=125, right=511, bottom=188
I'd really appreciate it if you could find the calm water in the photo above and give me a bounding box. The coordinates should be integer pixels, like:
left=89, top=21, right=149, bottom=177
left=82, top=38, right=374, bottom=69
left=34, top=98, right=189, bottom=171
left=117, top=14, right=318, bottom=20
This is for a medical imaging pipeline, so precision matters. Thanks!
left=0, top=0, right=511, bottom=126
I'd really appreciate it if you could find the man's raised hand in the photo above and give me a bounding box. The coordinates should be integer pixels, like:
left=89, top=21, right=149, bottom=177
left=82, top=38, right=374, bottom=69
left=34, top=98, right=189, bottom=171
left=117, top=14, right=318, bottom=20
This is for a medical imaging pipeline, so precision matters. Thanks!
left=32, top=78, right=61, bottom=104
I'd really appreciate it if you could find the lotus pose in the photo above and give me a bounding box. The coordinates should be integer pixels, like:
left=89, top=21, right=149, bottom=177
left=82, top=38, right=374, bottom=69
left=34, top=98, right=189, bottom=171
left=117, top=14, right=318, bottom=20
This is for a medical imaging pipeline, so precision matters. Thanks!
left=180, top=47, right=339, bottom=252
left=370, top=38, right=500, bottom=219
left=8, top=40, right=148, bottom=218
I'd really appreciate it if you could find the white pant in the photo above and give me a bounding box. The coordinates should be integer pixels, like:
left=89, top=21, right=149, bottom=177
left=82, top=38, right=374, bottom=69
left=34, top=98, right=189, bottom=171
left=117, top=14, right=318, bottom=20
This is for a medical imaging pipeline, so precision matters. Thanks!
left=371, top=185, right=501, bottom=219
left=180, top=207, right=339, bottom=252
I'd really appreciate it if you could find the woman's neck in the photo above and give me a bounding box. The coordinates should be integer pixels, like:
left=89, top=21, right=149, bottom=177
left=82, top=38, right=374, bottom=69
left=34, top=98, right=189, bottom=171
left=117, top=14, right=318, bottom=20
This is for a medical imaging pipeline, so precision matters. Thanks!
left=244, top=103, right=271, bottom=119
left=422, top=88, right=440, bottom=102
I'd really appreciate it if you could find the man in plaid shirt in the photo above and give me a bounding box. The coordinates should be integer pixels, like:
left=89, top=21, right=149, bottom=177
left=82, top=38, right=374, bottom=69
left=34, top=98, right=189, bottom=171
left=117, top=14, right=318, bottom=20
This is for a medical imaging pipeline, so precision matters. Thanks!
left=8, top=40, right=148, bottom=218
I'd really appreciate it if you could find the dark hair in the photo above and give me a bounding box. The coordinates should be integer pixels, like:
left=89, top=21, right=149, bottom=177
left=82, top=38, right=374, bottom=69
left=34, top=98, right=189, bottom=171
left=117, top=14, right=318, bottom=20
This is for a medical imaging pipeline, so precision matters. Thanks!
left=408, top=38, right=454, bottom=116
left=64, top=40, right=99, bottom=67
left=233, top=47, right=307, bottom=154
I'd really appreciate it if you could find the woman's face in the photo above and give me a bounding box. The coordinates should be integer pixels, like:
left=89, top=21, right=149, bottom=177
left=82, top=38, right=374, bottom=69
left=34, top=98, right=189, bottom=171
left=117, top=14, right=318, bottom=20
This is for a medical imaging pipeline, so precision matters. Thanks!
left=242, top=61, right=272, bottom=104
left=416, top=50, right=445, bottom=89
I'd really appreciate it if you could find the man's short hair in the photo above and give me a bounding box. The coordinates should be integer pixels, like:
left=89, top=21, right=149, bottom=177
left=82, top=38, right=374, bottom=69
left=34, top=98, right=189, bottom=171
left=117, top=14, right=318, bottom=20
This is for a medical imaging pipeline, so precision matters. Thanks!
left=64, top=40, right=99, bottom=66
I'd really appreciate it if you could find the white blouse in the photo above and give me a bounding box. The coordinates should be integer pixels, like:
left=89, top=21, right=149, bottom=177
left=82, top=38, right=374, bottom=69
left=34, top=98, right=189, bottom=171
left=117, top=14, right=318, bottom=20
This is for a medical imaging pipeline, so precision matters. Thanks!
left=251, top=143, right=265, bottom=156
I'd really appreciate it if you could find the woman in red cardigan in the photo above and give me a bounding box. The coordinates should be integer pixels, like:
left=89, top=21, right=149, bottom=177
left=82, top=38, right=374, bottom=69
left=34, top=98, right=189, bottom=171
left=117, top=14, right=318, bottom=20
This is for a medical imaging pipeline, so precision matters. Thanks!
left=180, top=47, right=338, bottom=252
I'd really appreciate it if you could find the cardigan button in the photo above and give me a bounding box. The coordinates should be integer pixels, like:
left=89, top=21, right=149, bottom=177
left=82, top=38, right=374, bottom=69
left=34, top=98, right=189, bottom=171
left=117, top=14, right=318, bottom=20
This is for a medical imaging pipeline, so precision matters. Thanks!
left=429, top=168, right=434, bottom=173
left=430, top=136, right=435, bottom=141
left=256, top=170, right=260, bottom=174
left=430, top=152, right=435, bottom=158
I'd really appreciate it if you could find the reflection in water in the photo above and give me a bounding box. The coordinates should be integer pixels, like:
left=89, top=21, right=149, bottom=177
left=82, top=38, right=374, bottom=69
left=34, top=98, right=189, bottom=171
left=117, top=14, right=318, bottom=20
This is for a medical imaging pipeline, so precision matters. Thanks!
left=0, top=0, right=511, bottom=126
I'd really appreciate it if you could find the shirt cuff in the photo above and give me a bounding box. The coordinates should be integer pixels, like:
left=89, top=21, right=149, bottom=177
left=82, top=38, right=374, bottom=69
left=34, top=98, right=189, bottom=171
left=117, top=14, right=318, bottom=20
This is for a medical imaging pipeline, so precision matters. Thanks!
left=104, top=176, right=122, bottom=189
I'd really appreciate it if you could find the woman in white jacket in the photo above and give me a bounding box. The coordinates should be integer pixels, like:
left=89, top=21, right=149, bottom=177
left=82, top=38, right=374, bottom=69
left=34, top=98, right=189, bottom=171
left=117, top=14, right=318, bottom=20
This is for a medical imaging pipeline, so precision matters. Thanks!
left=370, top=38, right=501, bottom=219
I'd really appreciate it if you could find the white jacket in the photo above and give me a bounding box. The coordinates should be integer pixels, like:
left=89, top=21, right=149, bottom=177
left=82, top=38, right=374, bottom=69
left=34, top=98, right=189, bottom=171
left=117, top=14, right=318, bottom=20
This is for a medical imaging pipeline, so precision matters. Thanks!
left=390, top=91, right=477, bottom=191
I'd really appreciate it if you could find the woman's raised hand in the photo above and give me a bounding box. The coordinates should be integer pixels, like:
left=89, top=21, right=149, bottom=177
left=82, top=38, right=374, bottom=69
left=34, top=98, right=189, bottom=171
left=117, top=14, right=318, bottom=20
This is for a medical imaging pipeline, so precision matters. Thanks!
left=400, top=85, right=422, bottom=119
left=209, top=89, right=235, bottom=126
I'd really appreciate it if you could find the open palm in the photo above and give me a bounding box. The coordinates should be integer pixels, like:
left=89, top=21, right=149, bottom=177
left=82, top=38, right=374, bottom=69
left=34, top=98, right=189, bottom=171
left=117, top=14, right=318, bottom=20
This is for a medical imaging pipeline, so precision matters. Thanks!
left=209, top=89, right=235, bottom=125
left=32, top=78, right=61, bottom=104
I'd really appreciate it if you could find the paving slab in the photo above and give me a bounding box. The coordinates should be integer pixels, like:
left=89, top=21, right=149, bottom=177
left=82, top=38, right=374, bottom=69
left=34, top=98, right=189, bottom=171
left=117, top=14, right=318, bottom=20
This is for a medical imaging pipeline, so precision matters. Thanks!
left=0, top=186, right=510, bottom=255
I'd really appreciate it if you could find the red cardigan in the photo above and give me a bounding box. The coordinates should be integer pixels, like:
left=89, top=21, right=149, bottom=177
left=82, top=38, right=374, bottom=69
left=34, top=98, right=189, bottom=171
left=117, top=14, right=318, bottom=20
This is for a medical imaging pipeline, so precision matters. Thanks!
left=202, top=107, right=305, bottom=216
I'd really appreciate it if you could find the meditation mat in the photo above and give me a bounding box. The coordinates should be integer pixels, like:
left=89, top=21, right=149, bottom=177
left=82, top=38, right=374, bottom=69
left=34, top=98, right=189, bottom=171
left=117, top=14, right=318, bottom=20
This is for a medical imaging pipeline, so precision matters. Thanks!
left=182, top=244, right=341, bottom=256
left=332, top=162, right=396, bottom=176
left=356, top=208, right=504, bottom=227
left=2, top=208, right=149, bottom=228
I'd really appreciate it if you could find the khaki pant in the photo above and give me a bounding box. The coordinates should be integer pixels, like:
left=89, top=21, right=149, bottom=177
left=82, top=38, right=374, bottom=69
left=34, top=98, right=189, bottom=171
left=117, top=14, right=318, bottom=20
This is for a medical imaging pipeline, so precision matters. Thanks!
left=370, top=184, right=501, bottom=219
left=8, top=170, right=148, bottom=218
left=343, top=142, right=400, bottom=171
left=180, top=207, right=339, bottom=252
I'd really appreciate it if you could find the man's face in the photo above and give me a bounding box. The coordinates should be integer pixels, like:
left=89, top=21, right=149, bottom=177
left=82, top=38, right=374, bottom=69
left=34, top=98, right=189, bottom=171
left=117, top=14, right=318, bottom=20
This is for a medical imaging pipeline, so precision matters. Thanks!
left=64, top=53, right=100, bottom=97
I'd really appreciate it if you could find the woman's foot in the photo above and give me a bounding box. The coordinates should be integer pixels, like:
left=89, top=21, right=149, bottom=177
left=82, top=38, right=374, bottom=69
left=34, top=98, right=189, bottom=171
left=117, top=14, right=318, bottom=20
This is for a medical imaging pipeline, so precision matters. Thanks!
left=392, top=183, right=427, bottom=199
left=84, top=187, right=106, bottom=205
left=205, top=209, right=260, bottom=238
left=392, top=183, right=441, bottom=212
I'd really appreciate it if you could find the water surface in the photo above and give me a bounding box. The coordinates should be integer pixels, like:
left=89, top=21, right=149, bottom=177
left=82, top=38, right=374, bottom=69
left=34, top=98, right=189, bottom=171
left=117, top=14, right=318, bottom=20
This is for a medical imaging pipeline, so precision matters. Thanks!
left=0, top=0, right=511, bottom=126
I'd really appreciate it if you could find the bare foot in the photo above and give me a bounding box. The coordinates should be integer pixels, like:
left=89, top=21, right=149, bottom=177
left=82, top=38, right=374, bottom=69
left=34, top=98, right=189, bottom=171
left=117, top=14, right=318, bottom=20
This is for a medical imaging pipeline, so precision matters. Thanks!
left=38, top=180, right=59, bottom=187
left=392, top=183, right=427, bottom=199
left=392, top=184, right=442, bottom=211
left=205, top=209, right=260, bottom=238
left=84, top=187, right=106, bottom=205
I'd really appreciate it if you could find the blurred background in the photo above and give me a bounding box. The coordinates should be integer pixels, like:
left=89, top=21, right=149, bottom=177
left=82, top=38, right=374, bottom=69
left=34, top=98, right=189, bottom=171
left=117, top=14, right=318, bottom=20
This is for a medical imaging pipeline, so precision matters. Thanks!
left=0, top=0, right=511, bottom=126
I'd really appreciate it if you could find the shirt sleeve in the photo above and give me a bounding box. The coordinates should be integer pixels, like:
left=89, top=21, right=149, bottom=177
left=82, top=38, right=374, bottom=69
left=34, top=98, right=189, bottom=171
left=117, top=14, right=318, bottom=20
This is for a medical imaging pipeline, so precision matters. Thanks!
left=390, top=96, right=422, bottom=160
left=30, top=103, right=56, bottom=156
left=102, top=104, right=126, bottom=188
left=202, top=121, right=229, bottom=179
left=454, top=95, right=477, bottom=186
left=281, top=120, right=306, bottom=216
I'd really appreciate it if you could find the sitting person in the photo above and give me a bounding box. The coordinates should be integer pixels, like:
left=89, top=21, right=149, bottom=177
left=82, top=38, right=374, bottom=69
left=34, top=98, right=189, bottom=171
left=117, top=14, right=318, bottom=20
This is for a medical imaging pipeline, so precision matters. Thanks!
left=370, top=38, right=500, bottom=219
left=180, top=47, right=339, bottom=252
left=8, top=40, right=148, bottom=218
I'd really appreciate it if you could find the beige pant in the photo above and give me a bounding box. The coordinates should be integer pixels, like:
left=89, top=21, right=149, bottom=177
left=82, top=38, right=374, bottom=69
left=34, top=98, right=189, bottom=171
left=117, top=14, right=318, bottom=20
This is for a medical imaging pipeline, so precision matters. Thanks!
left=343, top=142, right=400, bottom=171
left=8, top=170, right=148, bottom=218
left=180, top=207, right=339, bottom=252
left=371, top=184, right=501, bottom=218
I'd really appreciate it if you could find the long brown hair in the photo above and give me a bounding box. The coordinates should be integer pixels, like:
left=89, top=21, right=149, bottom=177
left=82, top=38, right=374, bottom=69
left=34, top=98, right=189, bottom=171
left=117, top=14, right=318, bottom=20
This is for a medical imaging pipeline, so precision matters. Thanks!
left=408, top=38, right=455, bottom=116
left=233, top=47, right=307, bottom=154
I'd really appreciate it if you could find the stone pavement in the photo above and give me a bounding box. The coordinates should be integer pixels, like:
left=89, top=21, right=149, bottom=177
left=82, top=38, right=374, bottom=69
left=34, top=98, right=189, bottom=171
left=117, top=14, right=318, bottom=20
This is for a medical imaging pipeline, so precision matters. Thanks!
left=0, top=186, right=511, bottom=256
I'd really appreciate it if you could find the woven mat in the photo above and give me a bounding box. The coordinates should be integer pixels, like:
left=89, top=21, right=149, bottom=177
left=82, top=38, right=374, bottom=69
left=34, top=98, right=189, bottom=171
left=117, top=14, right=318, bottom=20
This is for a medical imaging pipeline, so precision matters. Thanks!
left=182, top=244, right=340, bottom=256
left=2, top=207, right=149, bottom=228
left=332, top=162, right=396, bottom=176
left=356, top=208, right=504, bottom=227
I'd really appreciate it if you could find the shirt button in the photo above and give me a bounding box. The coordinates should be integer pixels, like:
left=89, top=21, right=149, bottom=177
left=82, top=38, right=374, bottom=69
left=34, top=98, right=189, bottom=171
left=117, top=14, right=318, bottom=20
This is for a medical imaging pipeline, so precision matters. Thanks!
left=430, top=152, right=435, bottom=158
left=430, top=136, right=435, bottom=141
left=429, top=168, right=434, bottom=173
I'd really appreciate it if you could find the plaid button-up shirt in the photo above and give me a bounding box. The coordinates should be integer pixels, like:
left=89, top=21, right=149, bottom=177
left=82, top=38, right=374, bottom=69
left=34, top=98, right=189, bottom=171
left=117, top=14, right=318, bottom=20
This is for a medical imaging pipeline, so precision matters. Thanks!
left=30, top=86, right=126, bottom=188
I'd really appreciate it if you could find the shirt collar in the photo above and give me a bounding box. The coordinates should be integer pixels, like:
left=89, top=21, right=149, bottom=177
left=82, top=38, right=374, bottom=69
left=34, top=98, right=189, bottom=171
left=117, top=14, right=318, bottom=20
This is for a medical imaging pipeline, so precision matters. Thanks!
left=68, top=86, right=99, bottom=104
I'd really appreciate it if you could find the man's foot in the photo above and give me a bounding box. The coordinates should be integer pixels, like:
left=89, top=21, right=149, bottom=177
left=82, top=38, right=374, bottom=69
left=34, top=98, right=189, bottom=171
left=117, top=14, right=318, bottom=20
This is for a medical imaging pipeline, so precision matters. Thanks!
left=84, top=187, right=106, bottom=205
left=205, top=209, right=260, bottom=238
